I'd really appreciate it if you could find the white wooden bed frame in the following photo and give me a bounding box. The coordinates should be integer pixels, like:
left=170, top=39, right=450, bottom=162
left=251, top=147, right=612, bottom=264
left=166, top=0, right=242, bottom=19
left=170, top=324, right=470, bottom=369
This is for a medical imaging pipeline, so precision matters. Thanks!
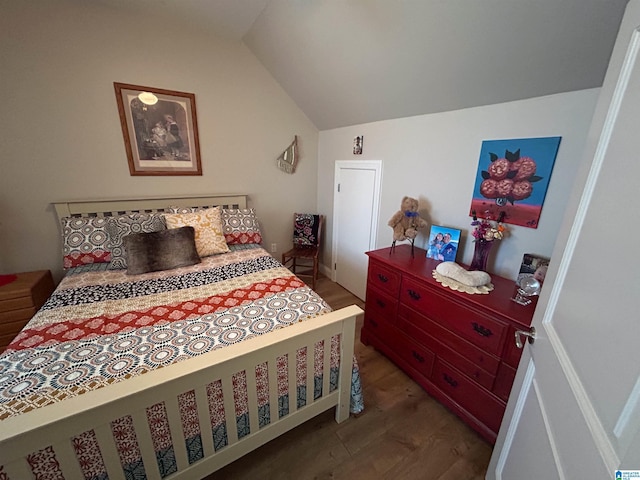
left=0, top=194, right=363, bottom=479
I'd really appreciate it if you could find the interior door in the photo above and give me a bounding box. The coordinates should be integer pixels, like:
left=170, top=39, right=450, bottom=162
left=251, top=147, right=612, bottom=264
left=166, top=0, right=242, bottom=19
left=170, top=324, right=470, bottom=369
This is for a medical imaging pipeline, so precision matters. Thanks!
left=488, top=2, right=640, bottom=478
left=332, top=160, right=382, bottom=300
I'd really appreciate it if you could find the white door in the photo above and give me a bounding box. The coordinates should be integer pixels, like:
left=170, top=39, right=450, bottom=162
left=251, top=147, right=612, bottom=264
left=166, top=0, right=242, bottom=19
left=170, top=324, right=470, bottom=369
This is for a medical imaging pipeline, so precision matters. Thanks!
left=488, top=2, right=640, bottom=478
left=332, top=161, right=382, bottom=300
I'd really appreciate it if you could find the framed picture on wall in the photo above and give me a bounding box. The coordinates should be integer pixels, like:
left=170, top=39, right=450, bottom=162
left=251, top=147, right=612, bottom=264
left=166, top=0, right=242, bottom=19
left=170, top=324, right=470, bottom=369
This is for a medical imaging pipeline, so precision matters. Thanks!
left=426, top=225, right=461, bottom=262
left=469, top=136, right=562, bottom=228
left=114, top=82, right=202, bottom=176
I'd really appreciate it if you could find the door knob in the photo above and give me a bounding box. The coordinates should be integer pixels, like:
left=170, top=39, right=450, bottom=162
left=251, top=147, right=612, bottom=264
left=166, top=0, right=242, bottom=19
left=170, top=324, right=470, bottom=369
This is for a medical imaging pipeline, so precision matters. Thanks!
left=515, top=327, right=536, bottom=348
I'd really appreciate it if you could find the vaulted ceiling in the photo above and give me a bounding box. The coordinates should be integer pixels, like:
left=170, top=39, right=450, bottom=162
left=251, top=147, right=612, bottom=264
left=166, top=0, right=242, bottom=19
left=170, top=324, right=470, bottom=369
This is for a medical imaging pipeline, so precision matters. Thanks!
left=98, top=0, right=629, bottom=130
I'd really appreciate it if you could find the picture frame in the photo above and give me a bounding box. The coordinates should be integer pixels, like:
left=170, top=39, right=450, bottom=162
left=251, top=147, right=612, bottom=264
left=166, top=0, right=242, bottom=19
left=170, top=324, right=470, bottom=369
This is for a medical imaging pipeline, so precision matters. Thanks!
left=353, top=136, right=363, bottom=155
left=114, top=82, right=202, bottom=176
left=517, top=253, right=550, bottom=286
left=469, top=136, right=562, bottom=228
left=426, top=225, right=461, bottom=262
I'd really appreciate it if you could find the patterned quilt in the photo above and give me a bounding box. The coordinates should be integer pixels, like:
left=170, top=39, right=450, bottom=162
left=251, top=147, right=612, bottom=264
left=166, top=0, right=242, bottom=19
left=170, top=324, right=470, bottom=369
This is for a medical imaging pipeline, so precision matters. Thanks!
left=0, top=246, right=363, bottom=478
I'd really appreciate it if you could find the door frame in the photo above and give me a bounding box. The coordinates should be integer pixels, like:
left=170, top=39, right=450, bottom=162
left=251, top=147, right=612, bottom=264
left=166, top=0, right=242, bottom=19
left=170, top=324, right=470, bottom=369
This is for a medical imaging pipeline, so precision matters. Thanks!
left=331, top=160, right=383, bottom=283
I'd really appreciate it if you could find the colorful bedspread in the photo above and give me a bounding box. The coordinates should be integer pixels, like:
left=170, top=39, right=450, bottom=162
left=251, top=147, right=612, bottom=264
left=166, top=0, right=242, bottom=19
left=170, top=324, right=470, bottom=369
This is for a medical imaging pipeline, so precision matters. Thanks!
left=0, top=246, right=363, bottom=476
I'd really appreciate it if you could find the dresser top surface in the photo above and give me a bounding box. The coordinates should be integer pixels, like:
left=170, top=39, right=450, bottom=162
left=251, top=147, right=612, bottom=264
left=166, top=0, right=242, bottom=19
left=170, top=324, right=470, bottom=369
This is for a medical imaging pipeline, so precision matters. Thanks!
left=367, top=245, right=536, bottom=326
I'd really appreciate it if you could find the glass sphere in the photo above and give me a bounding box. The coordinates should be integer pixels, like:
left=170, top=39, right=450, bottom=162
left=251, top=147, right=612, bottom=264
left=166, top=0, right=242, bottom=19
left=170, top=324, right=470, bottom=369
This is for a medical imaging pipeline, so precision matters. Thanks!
left=518, top=276, right=541, bottom=297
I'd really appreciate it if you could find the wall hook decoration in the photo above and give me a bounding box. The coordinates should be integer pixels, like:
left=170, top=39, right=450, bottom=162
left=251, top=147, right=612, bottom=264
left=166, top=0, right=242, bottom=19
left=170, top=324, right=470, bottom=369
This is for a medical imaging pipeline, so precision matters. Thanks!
left=277, top=135, right=298, bottom=174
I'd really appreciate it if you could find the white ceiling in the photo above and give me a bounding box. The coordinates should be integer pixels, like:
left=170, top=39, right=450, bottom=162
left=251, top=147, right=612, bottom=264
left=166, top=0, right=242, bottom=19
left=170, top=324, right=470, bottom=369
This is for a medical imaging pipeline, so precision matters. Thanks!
left=99, top=0, right=629, bottom=130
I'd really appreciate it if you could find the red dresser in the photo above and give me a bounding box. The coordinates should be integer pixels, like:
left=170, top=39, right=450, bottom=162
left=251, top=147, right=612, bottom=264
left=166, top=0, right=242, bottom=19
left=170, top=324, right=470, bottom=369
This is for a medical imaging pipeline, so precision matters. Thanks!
left=361, top=245, right=536, bottom=443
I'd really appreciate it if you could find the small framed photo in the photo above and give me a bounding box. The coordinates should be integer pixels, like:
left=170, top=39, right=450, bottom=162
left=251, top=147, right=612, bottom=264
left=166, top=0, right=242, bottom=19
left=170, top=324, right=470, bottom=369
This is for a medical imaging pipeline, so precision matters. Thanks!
left=426, top=225, right=461, bottom=262
left=353, top=136, right=363, bottom=155
left=517, top=253, right=550, bottom=286
left=114, top=82, right=202, bottom=176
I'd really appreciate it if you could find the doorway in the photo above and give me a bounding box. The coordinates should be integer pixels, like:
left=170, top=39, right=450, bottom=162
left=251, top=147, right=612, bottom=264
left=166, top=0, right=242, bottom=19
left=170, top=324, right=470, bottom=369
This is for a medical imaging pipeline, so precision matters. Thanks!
left=332, top=160, right=382, bottom=300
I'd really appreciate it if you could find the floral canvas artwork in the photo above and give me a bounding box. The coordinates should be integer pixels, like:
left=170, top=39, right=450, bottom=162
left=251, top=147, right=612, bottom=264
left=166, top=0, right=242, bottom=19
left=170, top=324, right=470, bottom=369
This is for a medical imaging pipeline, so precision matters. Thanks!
left=469, top=137, right=561, bottom=228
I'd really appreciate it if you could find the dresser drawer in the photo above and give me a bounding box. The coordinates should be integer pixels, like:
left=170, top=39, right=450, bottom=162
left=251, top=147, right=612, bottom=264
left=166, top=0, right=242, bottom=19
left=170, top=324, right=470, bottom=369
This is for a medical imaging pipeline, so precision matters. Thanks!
left=397, top=315, right=496, bottom=390
left=432, top=359, right=505, bottom=433
left=502, top=326, right=524, bottom=368
left=365, top=287, right=398, bottom=322
left=0, top=271, right=55, bottom=353
left=362, top=314, right=407, bottom=363
left=0, top=296, right=36, bottom=312
left=400, top=278, right=507, bottom=356
left=0, top=306, right=39, bottom=323
left=367, top=261, right=401, bottom=297
left=398, top=336, right=435, bottom=379
left=0, top=320, right=30, bottom=350
left=399, top=304, right=500, bottom=375
left=363, top=312, right=396, bottom=343
left=493, top=362, right=517, bottom=401
left=0, top=315, right=31, bottom=335
left=0, top=334, right=17, bottom=351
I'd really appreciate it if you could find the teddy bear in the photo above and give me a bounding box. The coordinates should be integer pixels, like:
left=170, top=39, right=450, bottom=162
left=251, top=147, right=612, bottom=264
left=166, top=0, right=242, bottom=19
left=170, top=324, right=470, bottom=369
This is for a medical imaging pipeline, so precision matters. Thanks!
left=388, top=196, right=428, bottom=245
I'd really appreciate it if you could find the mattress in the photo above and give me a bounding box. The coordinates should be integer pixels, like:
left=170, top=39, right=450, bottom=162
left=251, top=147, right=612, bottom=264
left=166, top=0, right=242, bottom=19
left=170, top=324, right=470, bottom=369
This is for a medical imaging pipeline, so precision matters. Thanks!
left=0, top=245, right=363, bottom=477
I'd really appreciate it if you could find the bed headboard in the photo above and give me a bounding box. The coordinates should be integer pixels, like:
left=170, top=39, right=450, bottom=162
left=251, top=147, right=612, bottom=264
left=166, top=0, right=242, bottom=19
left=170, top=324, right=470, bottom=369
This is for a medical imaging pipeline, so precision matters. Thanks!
left=53, top=194, right=248, bottom=220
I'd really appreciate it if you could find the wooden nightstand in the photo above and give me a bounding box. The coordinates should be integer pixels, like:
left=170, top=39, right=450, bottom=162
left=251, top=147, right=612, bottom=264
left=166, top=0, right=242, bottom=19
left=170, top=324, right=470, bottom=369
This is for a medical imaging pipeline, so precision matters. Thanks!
left=0, top=270, right=55, bottom=353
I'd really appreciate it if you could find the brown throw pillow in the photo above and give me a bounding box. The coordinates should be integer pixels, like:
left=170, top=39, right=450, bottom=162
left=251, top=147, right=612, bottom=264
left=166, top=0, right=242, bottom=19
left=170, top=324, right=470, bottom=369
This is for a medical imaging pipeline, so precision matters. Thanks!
left=124, top=226, right=201, bottom=275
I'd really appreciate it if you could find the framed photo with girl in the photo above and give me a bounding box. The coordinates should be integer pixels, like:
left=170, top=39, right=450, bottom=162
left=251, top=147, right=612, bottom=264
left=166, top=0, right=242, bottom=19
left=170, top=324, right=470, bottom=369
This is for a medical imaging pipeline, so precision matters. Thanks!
left=114, top=82, right=202, bottom=176
left=426, top=225, right=461, bottom=262
left=517, top=253, right=550, bottom=286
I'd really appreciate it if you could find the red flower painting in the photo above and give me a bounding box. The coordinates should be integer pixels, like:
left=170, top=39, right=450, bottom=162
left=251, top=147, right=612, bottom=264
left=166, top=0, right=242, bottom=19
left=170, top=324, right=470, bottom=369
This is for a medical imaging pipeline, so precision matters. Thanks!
left=469, top=137, right=561, bottom=228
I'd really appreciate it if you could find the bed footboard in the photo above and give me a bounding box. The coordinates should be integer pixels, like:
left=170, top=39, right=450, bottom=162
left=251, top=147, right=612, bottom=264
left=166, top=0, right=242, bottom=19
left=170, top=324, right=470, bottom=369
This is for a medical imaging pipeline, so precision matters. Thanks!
left=0, top=305, right=362, bottom=480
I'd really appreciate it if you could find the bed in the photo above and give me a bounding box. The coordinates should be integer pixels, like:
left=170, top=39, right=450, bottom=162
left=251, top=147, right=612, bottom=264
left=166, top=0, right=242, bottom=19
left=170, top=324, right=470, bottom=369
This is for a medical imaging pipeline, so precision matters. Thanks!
left=0, top=194, right=363, bottom=480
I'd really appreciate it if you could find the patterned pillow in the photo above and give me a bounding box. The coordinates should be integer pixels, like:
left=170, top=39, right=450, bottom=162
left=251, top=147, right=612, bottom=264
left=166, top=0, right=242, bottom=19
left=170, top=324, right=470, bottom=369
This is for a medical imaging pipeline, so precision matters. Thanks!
left=167, top=206, right=263, bottom=245
left=163, top=206, right=230, bottom=257
left=61, top=216, right=111, bottom=269
left=221, top=208, right=262, bottom=245
left=293, top=213, right=321, bottom=247
left=106, top=213, right=167, bottom=269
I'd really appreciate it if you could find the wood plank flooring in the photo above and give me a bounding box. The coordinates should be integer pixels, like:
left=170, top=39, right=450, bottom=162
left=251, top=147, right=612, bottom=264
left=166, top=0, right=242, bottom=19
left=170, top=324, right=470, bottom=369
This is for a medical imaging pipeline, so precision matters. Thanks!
left=204, top=276, right=492, bottom=479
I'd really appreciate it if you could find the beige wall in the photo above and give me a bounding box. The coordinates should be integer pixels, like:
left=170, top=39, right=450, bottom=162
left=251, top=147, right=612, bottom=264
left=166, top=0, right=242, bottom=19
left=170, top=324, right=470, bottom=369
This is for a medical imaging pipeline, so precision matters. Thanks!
left=0, top=1, right=318, bottom=281
left=318, top=89, right=600, bottom=280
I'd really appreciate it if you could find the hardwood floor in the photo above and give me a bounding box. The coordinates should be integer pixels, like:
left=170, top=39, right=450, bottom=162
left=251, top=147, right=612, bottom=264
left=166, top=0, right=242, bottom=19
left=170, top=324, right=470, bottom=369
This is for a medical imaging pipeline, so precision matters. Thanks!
left=205, top=276, right=492, bottom=479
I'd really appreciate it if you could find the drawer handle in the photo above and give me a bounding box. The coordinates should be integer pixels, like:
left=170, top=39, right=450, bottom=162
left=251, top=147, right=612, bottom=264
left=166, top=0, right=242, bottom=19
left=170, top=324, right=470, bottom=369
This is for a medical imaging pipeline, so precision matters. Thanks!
left=443, top=374, right=459, bottom=388
left=376, top=299, right=386, bottom=308
left=370, top=319, right=378, bottom=327
left=407, top=289, right=421, bottom=301
left=377, top=274, right=389, bottom=283
left=472, top=322, right=493, bottom=337
left=412, top=350, right=425, bottom=363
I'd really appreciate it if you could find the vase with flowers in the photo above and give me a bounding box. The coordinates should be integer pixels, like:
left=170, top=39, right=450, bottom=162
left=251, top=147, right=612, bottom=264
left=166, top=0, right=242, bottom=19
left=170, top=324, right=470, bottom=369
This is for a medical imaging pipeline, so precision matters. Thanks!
left=470, top=210, right=507, bottom=271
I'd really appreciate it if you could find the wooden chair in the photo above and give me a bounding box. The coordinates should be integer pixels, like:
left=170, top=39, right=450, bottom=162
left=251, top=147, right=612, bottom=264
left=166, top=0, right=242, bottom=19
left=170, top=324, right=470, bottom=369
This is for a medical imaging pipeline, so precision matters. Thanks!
left=282, top=213, right=324, bottom=290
